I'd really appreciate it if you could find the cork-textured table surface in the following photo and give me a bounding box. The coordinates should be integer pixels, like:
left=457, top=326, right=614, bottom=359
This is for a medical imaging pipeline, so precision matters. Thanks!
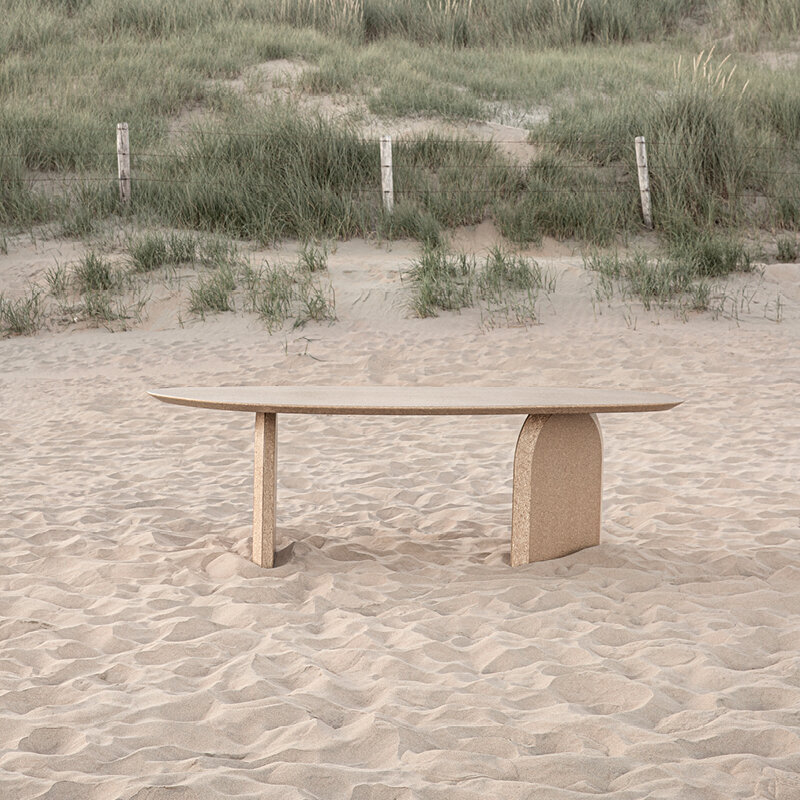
left=148, top=385, right=681, bottom=415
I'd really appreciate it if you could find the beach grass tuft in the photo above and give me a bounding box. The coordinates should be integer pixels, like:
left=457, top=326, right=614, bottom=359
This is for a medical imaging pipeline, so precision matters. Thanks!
left=405, top=245, right=556, bottom=322
left=0, top=287, right=44, bottom=336
left=776, top=236, right=798, bottom=263
left=73, top=252, right=117, bottom=293
left=405, top=247, right=476, bottom=318
left=586, top=231, right=754, bottom=314
left=128, top=232, right=199, bottom=272
left=188, top=263, right=237, bottom=317
left=245, top=260, right=336, bottom=331
left=298, top=241, right=329, bottom=273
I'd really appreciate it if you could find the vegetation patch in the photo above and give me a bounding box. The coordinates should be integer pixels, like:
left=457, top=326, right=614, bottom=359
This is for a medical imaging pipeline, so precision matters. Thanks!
left=128, top=231, right=199, bottom=272
left=0, top=0, right=796, bottom=333
left=536, top=50, right=800, bottom=243
left=72, top=251, right=117, bottom=293
left=188, top=263, right=237, bottom=317
left=180, top=240, right=337, bottom=329
left=586, top=232, right=756, bottom=316
left=243, top=253, right=336, bottom=331
left=369, top=77, right=484, bottom=120
left=78, top=289, right=147, bottom=328
left=776, top=236, right=798, bottom=263
left=405, top=247, right=476, bottom=317
left=404, top=245, right=556, bottom=324
left=0, top=287, right=44, bottom=337
left=297, top=241, right=329, bottom=272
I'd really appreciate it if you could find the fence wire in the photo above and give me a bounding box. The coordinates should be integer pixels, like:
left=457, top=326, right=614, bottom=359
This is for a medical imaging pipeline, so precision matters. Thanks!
left=2, top=131, right=800, bottom=216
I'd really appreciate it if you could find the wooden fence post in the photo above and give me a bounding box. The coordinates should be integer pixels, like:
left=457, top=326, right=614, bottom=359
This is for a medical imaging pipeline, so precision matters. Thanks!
left=116, top=123, right=131, bottom=205
left=634, top=135, right=652, bottom=229
left=380, top=134, right=394, bottom=212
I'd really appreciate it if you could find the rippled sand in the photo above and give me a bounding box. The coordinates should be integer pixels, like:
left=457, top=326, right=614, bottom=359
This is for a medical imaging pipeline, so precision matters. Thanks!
left=1, top=237, right=799, bottom=799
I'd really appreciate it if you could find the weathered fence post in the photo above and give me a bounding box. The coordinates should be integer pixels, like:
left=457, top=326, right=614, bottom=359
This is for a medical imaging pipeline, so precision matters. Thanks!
left=380, top=134, right=394, bottom=212
left=634, top=135, right=652, bottom=229
left=117, top=122, right=131, bottom=205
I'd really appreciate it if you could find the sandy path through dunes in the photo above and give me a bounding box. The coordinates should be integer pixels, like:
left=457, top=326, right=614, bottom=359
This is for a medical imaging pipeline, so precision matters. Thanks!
left=1, top=241, right=799, bottom=800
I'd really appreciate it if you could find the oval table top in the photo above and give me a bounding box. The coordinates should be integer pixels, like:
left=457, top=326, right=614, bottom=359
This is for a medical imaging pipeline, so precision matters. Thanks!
left=149, top=386, right=682, bottom=416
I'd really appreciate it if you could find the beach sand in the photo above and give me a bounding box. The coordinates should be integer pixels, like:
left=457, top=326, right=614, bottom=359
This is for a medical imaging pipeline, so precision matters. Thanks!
left=1, top=234, right=799, bottom=799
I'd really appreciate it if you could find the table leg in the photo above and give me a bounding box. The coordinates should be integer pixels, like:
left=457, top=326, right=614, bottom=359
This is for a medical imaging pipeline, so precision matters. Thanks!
left=511, top=413, right=602, bottom=566
left=253, top=412, right=277, bottom=568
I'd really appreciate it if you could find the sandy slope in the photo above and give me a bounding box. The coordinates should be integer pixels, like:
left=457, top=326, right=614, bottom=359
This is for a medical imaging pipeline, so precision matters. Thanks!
left=1, top=234, right=799, bottom=800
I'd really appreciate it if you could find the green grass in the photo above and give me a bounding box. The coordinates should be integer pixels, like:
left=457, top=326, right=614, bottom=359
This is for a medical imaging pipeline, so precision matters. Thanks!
left=132, top=112, right=618, bottom=246
left=493, top=155, right=637, bottom=246
left=404, top=245, right=556, bottom=321
left=44, top=263, right=69, bottom=298
left=298, top=241, right=329, bottom=272
left=0, top=287, right=44, bottom=336
left=188, top=263, right=237, bottom=317
left=404, top=247, right=476, bottom=317
left=47, top=0, right=792, bottom=51
left=135, top=107, right=378, bottom=242
left=245, top=259, right=336, bottom=331
left=379, top=203, right=443, bottom=248
left=295, top=274, right=337, bottom=327
left=2, top=0, right=799, bottom=258
left=536, top=49, right=800, bottom=242
left=477, top=245, right=557, bottom=302
left=776, top=235, right=798, bottom=262
left=589, top=251, right=702, bottom=310
left=245, top=263, right=295, bottom=330
left=369, top=78, right=485, bottom=120
left=128, top=233, right=169, bottom=272
left=128, top=231, right=199, bottom=272
left=586, top=231, right=755, bottom=313
left=78, top=289, right=146, bottom=329
left=72, top=251, right=116, bottom=292
left=666, top=230, right=753, bottom=277
left=0, top=158, right=52, bottom=229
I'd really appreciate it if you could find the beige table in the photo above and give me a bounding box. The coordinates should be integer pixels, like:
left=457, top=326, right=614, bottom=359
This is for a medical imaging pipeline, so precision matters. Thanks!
left=149, top=386, right=682, bottom=568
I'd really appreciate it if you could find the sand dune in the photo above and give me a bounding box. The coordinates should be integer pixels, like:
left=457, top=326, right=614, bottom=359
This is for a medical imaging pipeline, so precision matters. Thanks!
left=1, top=236, right=799, bottom=799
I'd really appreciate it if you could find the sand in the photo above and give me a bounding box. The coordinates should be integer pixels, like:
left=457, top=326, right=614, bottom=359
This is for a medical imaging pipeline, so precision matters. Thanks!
left=1, top=232, right=799, bottom=799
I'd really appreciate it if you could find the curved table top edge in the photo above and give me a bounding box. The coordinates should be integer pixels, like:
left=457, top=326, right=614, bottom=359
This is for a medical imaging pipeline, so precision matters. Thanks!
left=149, top=387, right=683, bottom=416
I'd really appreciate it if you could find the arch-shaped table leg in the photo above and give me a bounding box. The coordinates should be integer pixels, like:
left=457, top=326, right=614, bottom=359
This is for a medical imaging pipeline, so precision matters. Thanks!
left=511, top=413, right=603, bottom=566
left=253, top=412, right=277, bottom=568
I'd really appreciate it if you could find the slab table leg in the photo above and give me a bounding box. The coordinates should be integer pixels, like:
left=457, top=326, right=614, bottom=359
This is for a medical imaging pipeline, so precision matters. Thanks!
left=253, top=412, right=277, bottom=568
left=511, top=413, right=603, bottom=566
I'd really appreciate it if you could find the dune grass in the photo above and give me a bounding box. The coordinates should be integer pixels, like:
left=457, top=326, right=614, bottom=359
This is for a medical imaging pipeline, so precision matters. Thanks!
left=128, top=231, right=199, bottom=272
left=1, top=0, right=798, bottom=270
left=8, top=0, right=787, bottom=51
left=78, top=289, right=148, bottom=328
left=176, top=239, right=338, bottom=329
left=405, top=247, right=476, bottom=317
left=72, top=251, right=117, bottom=293
left=243, top=263, right=295, bottom=330
left=536, top=50, right=800, bottom=241
left=0, top=229, right=338, bottom=336
left=125, top=110, right=634, bottom=247
left=188, top=263, right=237, bottom=317
left=776, top=236, right=798, bottom=263
left=297, top=241, right=329, bottom=272
left=243, top=252, right=337, bottom=331
left=0, top=287, right=44, bottom=336
left=405, top=245, right=556, bottom=322
left=586, top=229, right=755, bottom=315
left=0, top=246, right=150, bottom=335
